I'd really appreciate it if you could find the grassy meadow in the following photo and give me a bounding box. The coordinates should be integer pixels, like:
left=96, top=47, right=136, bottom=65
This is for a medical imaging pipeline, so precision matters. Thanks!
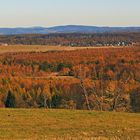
left=0, top=45, right=125, bottom=54
left=0, top=109, right=139, bottom=139
left=0, top=45, right=89, bottom=53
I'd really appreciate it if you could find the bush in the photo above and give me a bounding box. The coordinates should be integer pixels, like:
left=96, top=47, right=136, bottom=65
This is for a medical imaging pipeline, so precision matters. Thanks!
left=130, top=88, right=140, bottom=112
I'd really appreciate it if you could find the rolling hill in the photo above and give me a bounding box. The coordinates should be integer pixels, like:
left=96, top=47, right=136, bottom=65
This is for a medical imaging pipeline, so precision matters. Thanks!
left=0, top=25, right=140, bottom=35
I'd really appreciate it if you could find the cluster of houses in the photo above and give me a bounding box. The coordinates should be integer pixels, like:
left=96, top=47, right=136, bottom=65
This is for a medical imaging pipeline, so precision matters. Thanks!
left=68, top=41, right=136, bottom=47
left=96, top=42, right=136, bottom=47
left=0, top=43, right=8, bottom=46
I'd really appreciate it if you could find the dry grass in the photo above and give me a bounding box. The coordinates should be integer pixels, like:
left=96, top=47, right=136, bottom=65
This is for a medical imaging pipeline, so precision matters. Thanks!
left=0, top=109, right=139, bottom=139
left=0, top=45, right=126, bottom=54
left=0, top=45, right=91, bottom=53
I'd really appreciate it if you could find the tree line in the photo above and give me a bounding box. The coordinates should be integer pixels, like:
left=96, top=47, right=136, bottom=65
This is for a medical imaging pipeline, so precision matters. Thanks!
left=0, top=32, right=140, bottom=46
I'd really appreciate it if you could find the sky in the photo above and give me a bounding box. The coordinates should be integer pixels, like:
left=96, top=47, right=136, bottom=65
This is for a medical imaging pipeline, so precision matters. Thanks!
left=0, top=0, right=140, bottom=27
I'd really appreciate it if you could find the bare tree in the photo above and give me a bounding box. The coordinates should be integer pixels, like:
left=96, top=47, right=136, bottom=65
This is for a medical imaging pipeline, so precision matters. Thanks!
left=79, top=77, right=91, bottom=110
left=78, top=64, right=91, bottom=110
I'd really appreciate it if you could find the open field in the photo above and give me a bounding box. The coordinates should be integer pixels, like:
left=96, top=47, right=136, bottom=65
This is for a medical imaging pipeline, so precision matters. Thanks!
left=0, top=45, right=95, bottom=54
left=0, top=45, right=130, bottom=54
left=0, top=109, right=140, bottom=139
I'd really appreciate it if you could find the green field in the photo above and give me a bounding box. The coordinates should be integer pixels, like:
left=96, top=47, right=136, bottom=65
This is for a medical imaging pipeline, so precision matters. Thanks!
left=0, top=109, right=140, bottom=140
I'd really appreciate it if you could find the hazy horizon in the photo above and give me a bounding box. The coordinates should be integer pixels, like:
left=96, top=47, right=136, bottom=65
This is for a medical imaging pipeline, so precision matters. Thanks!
left=0, top=25, right=140, bottom=29
left=0, top=0, right=140, bottom=28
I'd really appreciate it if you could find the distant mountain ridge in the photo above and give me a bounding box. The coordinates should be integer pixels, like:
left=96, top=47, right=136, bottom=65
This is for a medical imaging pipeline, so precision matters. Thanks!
left=0, top=25, right=140, bottom=35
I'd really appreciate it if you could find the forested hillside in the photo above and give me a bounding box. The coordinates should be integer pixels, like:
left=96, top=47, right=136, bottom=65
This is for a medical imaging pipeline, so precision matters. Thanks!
left=0, top=47, right=140, bottom=112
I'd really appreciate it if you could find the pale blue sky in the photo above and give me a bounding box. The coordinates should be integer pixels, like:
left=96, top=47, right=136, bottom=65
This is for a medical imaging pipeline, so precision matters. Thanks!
left=0, top=0, right=140, bottom=27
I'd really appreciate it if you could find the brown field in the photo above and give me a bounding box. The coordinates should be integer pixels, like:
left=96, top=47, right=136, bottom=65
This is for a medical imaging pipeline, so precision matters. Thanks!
left=0, top=45, right=129, bottom=53
left=0, top=109, right=140, bottom=139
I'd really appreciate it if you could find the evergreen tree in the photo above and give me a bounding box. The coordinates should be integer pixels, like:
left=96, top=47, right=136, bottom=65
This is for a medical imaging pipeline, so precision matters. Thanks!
left=5, top=90, right=16, bottom=108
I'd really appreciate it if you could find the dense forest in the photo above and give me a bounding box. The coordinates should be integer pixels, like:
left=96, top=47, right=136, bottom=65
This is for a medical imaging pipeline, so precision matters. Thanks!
left=0, top=32, right=140, bottom=46
left=0, top=47, right=140, bottom=112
